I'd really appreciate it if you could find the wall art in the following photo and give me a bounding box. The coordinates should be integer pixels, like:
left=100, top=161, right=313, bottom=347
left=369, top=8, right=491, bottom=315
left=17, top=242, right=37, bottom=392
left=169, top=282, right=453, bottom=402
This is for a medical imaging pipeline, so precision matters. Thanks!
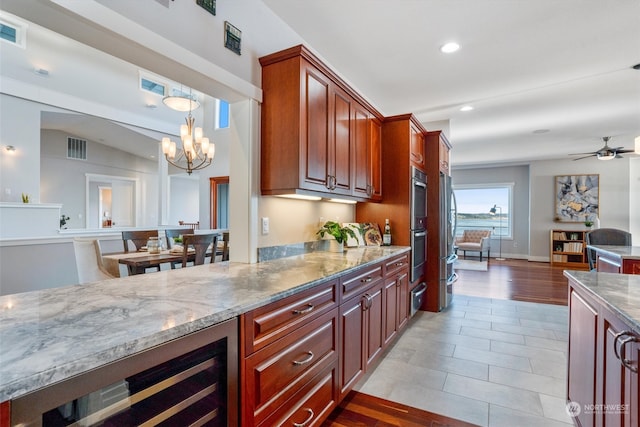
left=554, top=174, right=599, bottom=222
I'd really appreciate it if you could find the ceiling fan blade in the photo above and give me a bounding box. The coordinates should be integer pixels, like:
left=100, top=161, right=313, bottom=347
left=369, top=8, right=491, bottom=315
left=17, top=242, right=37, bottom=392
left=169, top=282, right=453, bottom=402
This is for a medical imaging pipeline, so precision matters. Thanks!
left=572, top=154, right=596, bottom=161
left=615, top=148, right=635, bottom=154
left=568, top=151, right=597, bottom=156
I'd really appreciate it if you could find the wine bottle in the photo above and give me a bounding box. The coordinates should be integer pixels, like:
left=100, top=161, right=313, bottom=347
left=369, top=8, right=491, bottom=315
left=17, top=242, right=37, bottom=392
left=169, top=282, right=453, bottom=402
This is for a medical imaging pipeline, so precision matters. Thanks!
left=383, top=219, right=391, bottom=246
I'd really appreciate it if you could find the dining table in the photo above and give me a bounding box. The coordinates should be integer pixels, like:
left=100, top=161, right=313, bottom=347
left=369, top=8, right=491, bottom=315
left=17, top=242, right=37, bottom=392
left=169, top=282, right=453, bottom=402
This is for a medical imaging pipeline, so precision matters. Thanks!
left=102, top=249, right=193, bottom=276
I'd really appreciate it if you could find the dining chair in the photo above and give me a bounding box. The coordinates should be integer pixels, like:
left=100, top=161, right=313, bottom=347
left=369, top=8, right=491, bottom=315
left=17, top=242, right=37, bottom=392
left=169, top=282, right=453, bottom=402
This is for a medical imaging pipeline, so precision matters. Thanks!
left=221, top=231, right=230, bottom=261
left=585, top=228, right=632, bottom=270
left=181, top=233, right=218, bottom=267
left=122, top=230, right=161, bottom=272
left=73, top=238, right=117, bottom=284
left=164, top=228, right=195, bottom=250
left=179, top=220, right=200, bottom=230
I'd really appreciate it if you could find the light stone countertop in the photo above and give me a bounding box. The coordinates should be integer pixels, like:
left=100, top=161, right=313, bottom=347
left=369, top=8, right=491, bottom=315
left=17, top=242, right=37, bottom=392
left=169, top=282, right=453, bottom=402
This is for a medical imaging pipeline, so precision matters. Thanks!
left=564, top=270, right=640, bottom=334
left=585, top=245, right=640, bottom=260
left=0, top=246, right=409, bottom=402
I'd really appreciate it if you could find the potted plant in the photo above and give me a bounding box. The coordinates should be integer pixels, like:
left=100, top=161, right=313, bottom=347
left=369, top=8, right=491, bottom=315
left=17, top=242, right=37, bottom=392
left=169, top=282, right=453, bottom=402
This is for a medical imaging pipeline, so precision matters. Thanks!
left=584, top=220, right=594, bottom=229
left=316, top=221, right=356, bottom=253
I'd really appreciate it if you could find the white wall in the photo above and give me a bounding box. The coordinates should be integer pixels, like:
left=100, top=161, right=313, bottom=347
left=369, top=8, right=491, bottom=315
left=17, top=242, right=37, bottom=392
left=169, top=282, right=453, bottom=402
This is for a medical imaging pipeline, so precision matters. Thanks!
left=530, top=157, right=632, bottom=261
left=168, top=175, right=199, bottom=226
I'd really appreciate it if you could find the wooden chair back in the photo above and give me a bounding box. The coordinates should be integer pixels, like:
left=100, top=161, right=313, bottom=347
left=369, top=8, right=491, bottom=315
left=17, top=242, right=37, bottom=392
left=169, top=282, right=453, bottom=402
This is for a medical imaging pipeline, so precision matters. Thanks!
left=179, top=220, right=200, bottom=230
left=221, top=231, right=230, bottom=261
left=121, top=230, right=159, bottom=253
left=182, top=233, right=218, bottom=267
left=164, top=228, right=195, bottom=249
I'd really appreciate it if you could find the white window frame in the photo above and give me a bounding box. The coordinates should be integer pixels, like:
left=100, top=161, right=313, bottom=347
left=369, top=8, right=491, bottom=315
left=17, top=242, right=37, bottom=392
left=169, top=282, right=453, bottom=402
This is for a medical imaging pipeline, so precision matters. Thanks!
left=453, top=182, right=514, bottom=239
left=0, top=15, right=28, bottom=48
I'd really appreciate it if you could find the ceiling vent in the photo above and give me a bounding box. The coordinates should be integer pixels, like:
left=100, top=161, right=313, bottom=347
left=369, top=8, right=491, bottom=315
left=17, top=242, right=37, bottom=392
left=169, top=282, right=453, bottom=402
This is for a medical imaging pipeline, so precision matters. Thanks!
left=67, top=137, right=87, bottom=160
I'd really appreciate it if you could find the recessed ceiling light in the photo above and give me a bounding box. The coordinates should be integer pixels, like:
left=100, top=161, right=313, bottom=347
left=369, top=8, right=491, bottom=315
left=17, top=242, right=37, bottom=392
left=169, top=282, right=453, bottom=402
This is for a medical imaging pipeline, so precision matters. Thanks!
left=533, top=129, right=550, bottom=134
left=460, top=105, right=473, bottom=112
left=440, top=42, right=460, bottom=53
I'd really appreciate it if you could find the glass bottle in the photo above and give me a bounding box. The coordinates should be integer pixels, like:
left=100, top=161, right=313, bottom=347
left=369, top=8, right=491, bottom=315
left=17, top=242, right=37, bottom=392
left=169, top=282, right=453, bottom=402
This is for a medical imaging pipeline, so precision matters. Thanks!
left=147, top=236, right=161, bottom=254
left=383, top=219, right=392, bottom=246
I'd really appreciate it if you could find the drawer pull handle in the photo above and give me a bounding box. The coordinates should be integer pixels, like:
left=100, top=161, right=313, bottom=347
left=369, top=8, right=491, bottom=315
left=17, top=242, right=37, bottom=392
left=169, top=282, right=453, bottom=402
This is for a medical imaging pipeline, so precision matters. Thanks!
left=395, top=262, right=404, bottom=266
left=613, top=330, right=639, bottom=373
left=360, top=276, right=373, bottom=283
left=292, top=351, right=314, bottom=366
left=292, top=304, right=314, bottom=315
left=292, top=408, right=314, bottom=427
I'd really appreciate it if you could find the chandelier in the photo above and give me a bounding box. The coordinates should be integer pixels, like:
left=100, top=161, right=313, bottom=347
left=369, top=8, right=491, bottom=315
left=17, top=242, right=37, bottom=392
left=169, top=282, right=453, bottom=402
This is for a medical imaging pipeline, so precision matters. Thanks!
left=161, top=90, right=215, bottom=175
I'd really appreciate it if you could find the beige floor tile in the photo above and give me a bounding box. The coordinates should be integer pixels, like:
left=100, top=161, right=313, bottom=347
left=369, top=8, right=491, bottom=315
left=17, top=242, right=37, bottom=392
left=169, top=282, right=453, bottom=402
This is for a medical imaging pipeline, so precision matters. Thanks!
left=444, top=373, right=544, bottom=416
left=540, top=393, right=574, bottom=424
left=489, top=404, right=573, bottom=427
left=520, top=318, right=569, bottom=332
left=453, top=346, right=532, bottom=372
left=460, top=326, right=525, bottom=344
left=489, top=365, right=566, bottom=397
left=464, top=311, right=522, bottom=326
left=490, top=340, right=567, bottom=362
left=410, top=352, right=489, bottom=381
left=388, top=382, right=490, bottom=427
left=491, top=322, right=559, bottom=339
left=525, top=335, right=569, bottom=352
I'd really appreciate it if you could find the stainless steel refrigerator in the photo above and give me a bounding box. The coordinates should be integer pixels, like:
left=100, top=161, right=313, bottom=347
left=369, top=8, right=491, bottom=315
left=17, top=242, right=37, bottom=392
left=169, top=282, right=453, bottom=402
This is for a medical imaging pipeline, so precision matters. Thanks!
left=439, top=172, right=458, bottom=310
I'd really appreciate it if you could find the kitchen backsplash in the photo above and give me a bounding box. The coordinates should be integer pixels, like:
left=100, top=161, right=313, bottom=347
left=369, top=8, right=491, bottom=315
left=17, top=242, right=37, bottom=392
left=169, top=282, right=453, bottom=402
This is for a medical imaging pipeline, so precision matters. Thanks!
left=257, top=240, right=329, bottom=262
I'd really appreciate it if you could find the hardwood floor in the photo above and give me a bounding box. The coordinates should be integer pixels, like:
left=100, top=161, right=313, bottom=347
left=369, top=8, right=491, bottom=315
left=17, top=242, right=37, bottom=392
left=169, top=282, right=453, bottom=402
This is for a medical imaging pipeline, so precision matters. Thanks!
left=453, top=258, right=569, bottom=305
left=324, top=259, right=569, bottom=426
left=322, top=390, right=480, bottom=427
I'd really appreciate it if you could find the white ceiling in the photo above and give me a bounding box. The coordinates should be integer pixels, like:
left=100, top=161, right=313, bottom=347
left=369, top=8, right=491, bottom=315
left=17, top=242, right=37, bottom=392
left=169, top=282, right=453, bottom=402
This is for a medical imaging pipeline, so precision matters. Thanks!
left=2, top=1, right=639, bottom=168
left=263, top=0, right=640, bottom=167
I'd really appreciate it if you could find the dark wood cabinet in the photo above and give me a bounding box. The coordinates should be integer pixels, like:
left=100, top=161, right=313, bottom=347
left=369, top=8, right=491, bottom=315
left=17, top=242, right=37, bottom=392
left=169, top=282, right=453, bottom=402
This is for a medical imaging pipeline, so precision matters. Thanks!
left=568, top=288, right=598, bottom=427
left=338, top=292, right=367, bottom=398
left=423, top=130, right=453, bottom=311
left=356, top=114, right=428, bottom=259
left=410, top=121, right=426, bottom=171
left=567, top=278, right=639, bottom=427
left=241, top=279, right=339, bottom=427
left=353, top=110, right=382, bottom=201
left=383, top=253, right=410, bottom=345
left=260, top=45, right=383, bottom=201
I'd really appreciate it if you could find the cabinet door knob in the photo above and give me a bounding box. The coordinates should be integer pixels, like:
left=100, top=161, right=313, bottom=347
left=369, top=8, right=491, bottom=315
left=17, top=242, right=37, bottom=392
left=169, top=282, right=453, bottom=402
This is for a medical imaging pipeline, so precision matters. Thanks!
left=292, top=351, right=314, bottom=366
left=292, top=408, right=315, bottom=427
left=292, top=304, right=314, bottom=315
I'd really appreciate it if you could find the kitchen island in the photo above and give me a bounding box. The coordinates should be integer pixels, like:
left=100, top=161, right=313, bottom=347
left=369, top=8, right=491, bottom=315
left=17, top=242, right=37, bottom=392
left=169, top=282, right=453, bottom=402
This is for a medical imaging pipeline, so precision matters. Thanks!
left=587, top=244, right=640, bottom=274
left=0, top=245, right=410, bottom=426
left=564, top=270, right=640, bottom=427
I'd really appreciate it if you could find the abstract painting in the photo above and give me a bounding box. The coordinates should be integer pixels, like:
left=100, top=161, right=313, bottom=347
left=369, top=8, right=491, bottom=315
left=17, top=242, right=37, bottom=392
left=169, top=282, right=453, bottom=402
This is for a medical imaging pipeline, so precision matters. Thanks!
left=554, top=174, right=599, bottom=222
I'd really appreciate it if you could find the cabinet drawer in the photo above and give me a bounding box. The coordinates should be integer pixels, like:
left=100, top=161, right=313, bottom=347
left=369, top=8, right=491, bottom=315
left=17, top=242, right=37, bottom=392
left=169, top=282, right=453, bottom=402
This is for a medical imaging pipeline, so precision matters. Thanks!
left=340, top=263, right=383, bottom=302
left=258, top=362, right=338, bottom=427
left=384, top=253, right=409, bottom=276
left=243, top=280, right=338, bottom=354
left=245, top=308, right=338, bottom=425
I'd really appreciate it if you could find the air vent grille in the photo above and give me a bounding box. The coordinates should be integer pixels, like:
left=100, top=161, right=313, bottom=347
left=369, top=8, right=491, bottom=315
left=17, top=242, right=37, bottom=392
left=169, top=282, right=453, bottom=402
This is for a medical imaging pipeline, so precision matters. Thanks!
left=67, top=137, right=87, bottom=160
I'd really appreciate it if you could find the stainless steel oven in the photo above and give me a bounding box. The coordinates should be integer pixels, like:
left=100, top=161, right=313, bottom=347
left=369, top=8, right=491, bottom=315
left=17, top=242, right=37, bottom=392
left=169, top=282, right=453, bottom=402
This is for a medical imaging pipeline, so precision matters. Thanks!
left=410, top=229, right=426, bottom=282
left=410, top=166, right=427, bottom=282
left=410, top=167, right=427, bottom=231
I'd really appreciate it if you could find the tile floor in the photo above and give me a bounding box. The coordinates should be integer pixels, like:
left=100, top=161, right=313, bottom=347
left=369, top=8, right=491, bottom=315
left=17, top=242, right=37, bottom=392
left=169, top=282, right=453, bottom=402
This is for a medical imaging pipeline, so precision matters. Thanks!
left=354, top=294, right=574, bottom=427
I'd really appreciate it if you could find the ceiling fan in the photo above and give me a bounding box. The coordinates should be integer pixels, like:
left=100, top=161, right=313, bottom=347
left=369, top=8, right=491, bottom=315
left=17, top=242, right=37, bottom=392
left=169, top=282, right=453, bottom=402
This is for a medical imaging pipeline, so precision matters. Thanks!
left=569, top=136, right=635, bottom=161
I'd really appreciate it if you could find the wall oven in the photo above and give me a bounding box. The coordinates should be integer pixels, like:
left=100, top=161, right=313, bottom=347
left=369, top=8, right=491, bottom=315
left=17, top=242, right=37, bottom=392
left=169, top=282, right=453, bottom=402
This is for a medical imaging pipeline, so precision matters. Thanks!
left=410, top=166, right=427, bottom=282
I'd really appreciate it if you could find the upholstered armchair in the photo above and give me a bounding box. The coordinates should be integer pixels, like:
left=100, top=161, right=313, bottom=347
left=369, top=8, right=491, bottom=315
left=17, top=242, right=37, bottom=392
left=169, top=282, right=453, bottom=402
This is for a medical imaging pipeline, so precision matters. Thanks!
left=455, top=230, right=492, bottom=261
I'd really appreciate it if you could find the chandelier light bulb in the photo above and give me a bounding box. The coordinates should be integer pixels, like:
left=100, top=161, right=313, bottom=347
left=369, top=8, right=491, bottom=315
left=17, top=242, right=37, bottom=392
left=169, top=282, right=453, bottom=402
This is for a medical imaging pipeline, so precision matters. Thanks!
left=194, top=127, right=203, bottom=142
left=208, top=144, right=215, bottom=159
left=201, top=137, right=210, bottom=153
left=169, top=141, right=177, bottom=159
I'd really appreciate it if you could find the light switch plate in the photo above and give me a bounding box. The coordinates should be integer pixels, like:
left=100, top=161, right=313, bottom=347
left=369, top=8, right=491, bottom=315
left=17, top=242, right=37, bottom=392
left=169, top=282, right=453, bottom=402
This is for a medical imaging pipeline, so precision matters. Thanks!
left=261, top=217, right=269, bottom=234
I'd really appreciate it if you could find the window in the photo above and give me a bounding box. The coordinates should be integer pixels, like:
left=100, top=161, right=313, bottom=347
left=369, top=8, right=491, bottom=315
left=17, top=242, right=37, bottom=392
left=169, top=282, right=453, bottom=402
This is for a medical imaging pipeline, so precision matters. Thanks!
left=216, top=99, right=229, bottom=129
left=453, top=183, right=513, bottom=239
left=0, top=17, right=26, bottom=48
left=140, top=76, right=166, bottom=96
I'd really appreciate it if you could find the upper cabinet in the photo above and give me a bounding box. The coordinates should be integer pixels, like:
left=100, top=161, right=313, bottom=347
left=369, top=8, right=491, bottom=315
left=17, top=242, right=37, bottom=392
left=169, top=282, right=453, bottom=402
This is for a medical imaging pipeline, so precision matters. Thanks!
left=260, top=45, right=383, bottom=201
left=426, top=130, right=451, bottom=176
left=410, top=122, right=426, bottom=171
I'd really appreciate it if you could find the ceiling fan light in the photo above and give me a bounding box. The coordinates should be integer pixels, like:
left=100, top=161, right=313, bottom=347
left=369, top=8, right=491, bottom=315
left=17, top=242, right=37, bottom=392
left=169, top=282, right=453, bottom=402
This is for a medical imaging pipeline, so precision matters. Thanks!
left=597, top=152, right=615, bottom=161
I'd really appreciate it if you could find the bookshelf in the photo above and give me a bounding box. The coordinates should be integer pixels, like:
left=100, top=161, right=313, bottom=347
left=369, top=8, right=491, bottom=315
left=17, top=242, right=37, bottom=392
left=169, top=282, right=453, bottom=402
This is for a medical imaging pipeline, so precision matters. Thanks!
left=550, top=229, right=590, bottom=269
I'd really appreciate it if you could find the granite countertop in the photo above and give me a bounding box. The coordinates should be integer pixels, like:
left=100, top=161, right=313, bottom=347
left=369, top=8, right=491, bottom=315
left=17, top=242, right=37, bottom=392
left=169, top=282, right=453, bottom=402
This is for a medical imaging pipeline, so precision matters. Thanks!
left=585, top=245, right=640, bottom=260
left=564, top=270, right=640, bottom=334
left=0, top=246, right=409, bottom=402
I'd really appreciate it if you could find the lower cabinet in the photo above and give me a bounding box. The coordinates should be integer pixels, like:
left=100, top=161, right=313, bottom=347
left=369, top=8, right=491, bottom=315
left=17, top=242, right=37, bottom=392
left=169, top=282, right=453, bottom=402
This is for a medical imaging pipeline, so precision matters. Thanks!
left=567, top=280, right=639, bottom=427
left=241, top=253, right=412, bottom=426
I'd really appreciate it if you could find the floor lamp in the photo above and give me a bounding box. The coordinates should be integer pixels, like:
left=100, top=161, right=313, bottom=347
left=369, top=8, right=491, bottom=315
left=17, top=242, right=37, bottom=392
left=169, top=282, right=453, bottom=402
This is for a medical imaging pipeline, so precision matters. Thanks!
left=489, top=204, right=506, bottom=260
